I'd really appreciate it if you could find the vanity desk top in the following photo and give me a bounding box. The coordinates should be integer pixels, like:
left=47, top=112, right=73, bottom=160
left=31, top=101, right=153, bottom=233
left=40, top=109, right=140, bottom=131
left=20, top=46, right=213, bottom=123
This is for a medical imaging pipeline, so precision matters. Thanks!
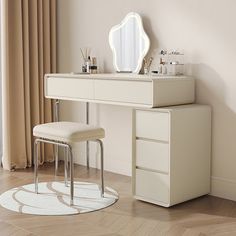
left=45, top=73, right=195, bottom=108
left=46, top=73, right=192, bottom=82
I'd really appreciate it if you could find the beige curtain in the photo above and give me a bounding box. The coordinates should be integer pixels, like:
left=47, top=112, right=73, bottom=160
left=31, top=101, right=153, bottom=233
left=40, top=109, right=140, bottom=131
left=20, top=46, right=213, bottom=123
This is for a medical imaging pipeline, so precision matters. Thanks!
left=1, top=0, right=57, bottom=170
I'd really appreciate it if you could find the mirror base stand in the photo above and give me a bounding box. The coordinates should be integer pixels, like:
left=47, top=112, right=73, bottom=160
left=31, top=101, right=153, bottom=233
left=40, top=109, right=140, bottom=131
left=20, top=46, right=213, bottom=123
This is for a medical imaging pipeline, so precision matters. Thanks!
left=116, top=71, right=132, bottom=73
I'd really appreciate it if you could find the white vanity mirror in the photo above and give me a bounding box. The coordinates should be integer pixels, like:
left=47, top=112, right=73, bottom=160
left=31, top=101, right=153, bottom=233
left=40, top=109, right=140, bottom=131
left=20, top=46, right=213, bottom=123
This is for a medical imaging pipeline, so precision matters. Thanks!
left=109, top=12, right=150, bottom=74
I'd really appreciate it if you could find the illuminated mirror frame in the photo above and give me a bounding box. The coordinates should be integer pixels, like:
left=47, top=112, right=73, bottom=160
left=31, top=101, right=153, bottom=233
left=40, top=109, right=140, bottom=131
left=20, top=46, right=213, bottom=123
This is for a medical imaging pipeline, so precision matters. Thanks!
left=109, top=12, right=150, bottom=74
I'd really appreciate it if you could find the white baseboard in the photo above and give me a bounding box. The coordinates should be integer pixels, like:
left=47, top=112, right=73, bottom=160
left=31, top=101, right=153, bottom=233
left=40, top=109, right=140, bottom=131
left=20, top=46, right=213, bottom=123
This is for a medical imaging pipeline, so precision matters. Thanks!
left=211, top=176, right=236, bottom=201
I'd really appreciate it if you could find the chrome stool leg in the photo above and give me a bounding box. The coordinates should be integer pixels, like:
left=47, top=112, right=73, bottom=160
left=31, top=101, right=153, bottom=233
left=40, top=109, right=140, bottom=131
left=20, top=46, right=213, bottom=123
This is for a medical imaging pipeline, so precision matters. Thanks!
left=64, top=146, right=69, bottom=187
left=96, top=139, right=104, bottom=197
left=54, top=145, right=59, bottom=175
left=54, top=99, right=60, bottom=175
left=33, top=138, right=75, bottom=205
left=86, top=102, right=90, bottom=169
left=68, top=145, right=74, bottom=205
left=100, top=140, right=104, bottom=198
left=34, top=140, right=39, bottom=194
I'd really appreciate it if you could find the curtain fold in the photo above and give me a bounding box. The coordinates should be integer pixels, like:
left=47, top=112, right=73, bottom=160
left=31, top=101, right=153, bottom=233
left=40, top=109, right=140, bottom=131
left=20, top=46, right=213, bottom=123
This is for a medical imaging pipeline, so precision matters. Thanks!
left=1, top=0, right=57, bottom=170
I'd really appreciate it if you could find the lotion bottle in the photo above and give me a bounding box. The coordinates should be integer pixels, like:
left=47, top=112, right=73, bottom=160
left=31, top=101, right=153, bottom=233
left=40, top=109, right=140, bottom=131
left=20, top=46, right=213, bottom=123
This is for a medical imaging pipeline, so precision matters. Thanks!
left=158, top=58, right=163, bottom=74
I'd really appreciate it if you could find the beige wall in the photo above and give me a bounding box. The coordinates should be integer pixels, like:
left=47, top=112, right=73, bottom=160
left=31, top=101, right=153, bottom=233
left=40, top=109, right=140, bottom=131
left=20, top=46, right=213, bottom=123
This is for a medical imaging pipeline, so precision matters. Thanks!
left=57, top=0, right=236, bottom=200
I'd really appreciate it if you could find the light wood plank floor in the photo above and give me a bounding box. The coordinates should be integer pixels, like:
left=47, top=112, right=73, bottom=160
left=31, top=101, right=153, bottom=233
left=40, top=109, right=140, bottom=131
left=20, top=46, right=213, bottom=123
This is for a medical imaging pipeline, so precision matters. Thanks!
left=0, top=162, right=236, bottom=236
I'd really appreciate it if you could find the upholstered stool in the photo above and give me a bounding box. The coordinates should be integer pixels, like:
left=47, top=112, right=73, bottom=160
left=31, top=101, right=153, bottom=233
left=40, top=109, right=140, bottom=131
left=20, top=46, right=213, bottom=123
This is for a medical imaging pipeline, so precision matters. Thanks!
left=33, top=121, right=105, bottom=205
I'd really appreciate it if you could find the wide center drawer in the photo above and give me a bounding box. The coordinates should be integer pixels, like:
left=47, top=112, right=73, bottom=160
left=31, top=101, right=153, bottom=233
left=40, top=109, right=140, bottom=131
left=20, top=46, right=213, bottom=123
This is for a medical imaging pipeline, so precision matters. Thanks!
left=135, top=169, right=169, bottom=203
left=136, top=110, right=169, bottom=141
left=136, top=139, right=169, bottom=173
left=94, top=79, right=153, bottom=105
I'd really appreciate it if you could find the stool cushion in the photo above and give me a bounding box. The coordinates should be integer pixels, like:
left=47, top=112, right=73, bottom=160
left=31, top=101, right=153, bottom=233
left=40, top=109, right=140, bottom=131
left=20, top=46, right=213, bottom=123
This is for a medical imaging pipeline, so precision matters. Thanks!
left=33, top=122, right=105, bottom=143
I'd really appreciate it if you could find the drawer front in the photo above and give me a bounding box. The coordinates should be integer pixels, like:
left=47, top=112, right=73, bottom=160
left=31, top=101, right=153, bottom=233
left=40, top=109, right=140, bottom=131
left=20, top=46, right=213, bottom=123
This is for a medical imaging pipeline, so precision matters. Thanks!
left=136, top=139, right=169, bottom=173
left=135, top=169, right=169, bottom=203
left=136, top=110, right=169, bottom=141
left=45, top=77, right=94, bottom=100
left=94, top=79, right=152, bottom=105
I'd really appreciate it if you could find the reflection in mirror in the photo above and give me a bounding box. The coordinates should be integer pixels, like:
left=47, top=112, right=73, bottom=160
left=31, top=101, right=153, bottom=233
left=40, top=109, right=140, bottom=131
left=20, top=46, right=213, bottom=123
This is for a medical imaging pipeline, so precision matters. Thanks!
left=109, top=12, right=150, bottom=74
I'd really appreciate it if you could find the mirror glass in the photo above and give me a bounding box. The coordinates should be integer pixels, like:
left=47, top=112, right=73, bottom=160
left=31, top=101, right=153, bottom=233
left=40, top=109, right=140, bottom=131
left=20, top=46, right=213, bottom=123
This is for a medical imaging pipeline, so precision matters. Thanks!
left=109, top=12, right=150, bottom=74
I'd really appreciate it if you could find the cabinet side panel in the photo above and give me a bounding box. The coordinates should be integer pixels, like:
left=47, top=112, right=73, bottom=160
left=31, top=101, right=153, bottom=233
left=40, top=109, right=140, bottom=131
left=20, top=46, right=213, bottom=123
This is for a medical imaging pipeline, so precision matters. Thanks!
left=170, top=106, right=211, bottom=205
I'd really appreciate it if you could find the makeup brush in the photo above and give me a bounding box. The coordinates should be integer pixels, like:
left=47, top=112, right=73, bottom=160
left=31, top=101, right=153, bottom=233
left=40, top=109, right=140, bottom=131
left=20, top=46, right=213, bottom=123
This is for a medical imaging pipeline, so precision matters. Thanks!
left=147, top=57, right=153, bottom=69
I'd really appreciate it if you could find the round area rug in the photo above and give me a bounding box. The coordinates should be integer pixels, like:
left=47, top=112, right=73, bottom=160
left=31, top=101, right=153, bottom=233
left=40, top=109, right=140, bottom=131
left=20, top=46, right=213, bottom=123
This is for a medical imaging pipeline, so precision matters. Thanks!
left=0, top=181, right=118, bottom=215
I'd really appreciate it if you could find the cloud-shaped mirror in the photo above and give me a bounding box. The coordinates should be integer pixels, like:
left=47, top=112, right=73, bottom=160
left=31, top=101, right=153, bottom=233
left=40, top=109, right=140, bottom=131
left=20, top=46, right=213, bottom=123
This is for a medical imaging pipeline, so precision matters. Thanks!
left=109, top=12, right=150, bottom=74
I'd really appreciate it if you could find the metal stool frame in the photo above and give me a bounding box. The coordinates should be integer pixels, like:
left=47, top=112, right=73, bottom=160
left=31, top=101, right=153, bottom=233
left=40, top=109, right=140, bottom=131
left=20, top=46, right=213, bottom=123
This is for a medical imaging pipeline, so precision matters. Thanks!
left=53, top=100, right=91, bottom=174
left=34, top=138, right=104, bottom=206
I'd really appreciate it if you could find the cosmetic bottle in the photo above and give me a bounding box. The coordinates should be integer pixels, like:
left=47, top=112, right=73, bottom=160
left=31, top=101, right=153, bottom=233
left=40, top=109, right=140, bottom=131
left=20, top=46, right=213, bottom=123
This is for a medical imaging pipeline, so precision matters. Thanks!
left=90, top=57, right=98, bottom=74
left=86, top=56, right=91, bottom=73
left=82, top=64, right=87, bottom=73
left=144, top=67, right=148, bottom=75
left=162, top=62, right=167, bottom=74
left=158, top=58, right=163, bottom=74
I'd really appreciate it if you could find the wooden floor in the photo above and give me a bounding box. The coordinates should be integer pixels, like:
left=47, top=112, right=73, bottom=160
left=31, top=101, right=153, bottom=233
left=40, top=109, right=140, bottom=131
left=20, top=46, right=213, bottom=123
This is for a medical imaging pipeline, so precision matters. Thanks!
left=1, top=163, right=236, bottom=236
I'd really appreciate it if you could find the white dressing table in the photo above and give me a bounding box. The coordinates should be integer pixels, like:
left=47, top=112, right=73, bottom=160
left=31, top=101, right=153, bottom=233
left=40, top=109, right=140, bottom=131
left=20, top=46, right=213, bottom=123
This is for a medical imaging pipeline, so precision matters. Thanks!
left=44, top=73, right=211, bottom=207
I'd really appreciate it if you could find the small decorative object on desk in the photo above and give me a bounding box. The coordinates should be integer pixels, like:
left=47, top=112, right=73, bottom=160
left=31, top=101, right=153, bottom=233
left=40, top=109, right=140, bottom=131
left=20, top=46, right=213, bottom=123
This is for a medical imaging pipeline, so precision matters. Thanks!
left=90, top=57, right=98, bottom=74
left=80, top=47, right=98, bottom=74
left=168, top=49, right=184, bottom=75
left=86, top=56, right=91, bottom=73
left=141, top=57, right=153, bottom=75
left=154, top=49, right=184, bottom=76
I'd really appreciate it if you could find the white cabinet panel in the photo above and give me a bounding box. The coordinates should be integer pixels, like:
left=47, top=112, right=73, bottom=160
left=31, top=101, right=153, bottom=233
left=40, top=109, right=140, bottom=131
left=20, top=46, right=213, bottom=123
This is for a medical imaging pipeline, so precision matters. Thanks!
left=133, top=105, right=211, bottom=207
left=94, top=79, right=153, bottom=105
left=135, top=169, right=169, bottom=203
left=136, top=110, right=169, bottom=141
left=45, top=77, right=94, bottom=100
left=136, top=139, right=169, bottom=173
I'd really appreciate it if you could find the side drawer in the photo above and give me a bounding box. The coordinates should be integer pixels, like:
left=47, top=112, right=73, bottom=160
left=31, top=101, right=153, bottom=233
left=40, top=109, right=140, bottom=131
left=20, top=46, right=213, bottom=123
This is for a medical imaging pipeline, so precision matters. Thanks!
left=135, top=169, right=169, bottom=203
left=136, top=139, right=169, bottom=173
left=45, top=77, right=94, bottom=100
left=94, top=79, right=153, bottom=105
left=136, top=110, right=169, bottom=141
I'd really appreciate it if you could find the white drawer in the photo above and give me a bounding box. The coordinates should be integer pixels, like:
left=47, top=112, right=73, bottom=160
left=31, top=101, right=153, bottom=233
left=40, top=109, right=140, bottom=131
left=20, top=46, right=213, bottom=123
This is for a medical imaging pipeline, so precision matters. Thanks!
left=135, top=169, right=169, bottom=203
left=94, top=79, right=152, bottom=105
left=136, top=139, right=169, bottom=173
left=45, top=77, right=94, bottom=100
left=136, top=110, right=169, bottom=141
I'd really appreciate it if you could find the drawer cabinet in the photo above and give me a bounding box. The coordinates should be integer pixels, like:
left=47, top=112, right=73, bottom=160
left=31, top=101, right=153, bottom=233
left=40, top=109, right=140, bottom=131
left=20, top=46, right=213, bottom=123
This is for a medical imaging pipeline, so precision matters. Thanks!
left=133, top=105, right=211, bottom=207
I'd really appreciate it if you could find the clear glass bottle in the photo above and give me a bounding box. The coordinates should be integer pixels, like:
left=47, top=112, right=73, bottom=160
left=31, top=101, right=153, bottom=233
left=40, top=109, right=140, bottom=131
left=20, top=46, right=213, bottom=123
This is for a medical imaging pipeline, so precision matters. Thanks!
left=86, top=56, right=91, bottom=73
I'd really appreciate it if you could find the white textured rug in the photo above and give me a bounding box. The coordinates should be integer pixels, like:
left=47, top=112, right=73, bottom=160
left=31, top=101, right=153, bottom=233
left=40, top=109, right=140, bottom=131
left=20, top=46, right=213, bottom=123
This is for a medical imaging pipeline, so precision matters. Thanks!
left=0, top=181, right=118, bottom=215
